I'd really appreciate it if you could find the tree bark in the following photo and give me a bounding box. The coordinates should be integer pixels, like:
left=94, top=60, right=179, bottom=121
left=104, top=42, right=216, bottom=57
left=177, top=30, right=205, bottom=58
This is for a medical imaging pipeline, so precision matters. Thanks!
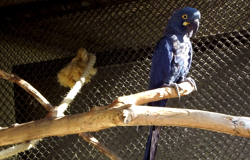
left=2, top=79, right=249, bottom=148
left=0, top=81, right=196, bottom=146
left=1, top=103, right=250, bottom=146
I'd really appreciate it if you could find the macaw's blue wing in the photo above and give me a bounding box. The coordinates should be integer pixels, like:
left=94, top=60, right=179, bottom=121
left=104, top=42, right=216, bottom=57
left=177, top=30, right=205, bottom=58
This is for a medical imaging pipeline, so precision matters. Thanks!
left=144, top=37, right=173, bottom=160
left=148, top=37, right=172, bottom=90
left=147, top=37, right=173, bottom=107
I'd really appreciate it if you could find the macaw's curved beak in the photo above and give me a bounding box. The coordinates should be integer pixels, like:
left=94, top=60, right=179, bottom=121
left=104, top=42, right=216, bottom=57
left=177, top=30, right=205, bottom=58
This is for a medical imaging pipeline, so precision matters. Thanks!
left=186, top=19, right=200, bottom=37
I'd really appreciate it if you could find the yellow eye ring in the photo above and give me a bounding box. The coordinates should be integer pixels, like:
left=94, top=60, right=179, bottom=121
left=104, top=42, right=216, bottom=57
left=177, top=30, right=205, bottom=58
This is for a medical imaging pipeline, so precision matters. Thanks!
left=182, top=14, right=188, bottom=19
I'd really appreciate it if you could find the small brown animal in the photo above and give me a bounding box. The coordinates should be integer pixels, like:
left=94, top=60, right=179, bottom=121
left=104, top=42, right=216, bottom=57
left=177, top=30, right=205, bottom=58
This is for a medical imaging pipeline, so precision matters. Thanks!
left=57, top=48, right=97, bottom=88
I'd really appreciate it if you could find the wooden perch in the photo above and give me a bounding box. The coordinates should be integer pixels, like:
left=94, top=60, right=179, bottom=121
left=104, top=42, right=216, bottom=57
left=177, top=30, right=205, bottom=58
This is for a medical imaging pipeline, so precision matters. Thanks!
left=0, top=81, right=195, bottom=146
left=1, top=103, right=250, bottom=146
left=112, top=81, right=194, bottom=105
left=2, top=81, right=250, bottom=147
left=1, top=70, right=250, bottom=159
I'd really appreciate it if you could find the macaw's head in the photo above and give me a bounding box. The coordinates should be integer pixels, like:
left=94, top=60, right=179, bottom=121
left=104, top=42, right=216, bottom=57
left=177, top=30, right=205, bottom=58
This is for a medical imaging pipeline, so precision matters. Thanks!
left=166, top=7, right=201, bottom=38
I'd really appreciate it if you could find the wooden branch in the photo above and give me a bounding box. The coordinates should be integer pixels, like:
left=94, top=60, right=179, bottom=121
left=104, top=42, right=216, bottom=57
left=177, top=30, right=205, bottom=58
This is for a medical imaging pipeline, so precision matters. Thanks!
left=0, top=69, right=54, bottom=112
left=1, top=104, right=250, bottom=147
left=79, top=133, right=122, bottom=160
left=112, top=81, right=194, bottom=106
left=0, top=64, right=120, bottom=160
left=3, top=69, right=247, bottom=160
left=0, top=81, right=196, bottom=147
left=0, top=69, right=53, bottom=159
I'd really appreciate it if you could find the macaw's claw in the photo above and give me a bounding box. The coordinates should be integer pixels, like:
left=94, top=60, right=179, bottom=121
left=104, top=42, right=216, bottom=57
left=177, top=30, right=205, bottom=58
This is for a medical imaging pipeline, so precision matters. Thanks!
left=163, top=82, right=181, bottom=100
left=184, top=77, right=197, bottom=91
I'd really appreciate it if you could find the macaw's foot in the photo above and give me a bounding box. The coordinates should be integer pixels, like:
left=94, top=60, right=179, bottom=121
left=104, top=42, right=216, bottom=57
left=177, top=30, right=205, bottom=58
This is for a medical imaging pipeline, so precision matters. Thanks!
left=183, top=77, right=197, bottom=91
left=163, top=82, right=181, bottom=100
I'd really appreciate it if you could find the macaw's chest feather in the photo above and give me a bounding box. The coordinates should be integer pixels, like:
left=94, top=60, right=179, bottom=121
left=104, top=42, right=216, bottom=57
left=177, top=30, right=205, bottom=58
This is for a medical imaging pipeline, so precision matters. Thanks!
left=170, top=35, right=191, bottom=79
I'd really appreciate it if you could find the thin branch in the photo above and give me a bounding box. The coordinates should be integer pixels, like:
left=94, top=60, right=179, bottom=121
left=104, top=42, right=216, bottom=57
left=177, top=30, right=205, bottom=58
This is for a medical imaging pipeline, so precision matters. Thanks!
left=0, top=69, right=54, bottom=112
left=79, top=133, right=122, bottom=160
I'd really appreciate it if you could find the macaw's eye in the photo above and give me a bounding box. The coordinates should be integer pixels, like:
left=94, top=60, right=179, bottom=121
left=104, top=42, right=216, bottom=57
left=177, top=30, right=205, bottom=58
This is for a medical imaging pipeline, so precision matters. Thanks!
left=182, top=14, right=188, bottom=19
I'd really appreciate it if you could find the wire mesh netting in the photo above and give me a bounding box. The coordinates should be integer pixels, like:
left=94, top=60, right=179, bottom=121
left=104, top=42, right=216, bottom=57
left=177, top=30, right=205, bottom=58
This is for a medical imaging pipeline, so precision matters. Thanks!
left=0, top=0, right=250, bottom=159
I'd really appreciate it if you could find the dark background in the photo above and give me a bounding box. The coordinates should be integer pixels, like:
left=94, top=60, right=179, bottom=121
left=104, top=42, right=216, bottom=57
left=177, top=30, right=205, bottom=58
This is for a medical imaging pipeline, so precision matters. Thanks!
left=0, top=0, right=250, bottom=159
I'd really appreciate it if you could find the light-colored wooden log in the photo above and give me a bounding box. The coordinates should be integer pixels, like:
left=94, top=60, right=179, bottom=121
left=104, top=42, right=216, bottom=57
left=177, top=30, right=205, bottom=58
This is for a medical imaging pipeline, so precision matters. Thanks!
left=1, top=104, right=250, bottom=147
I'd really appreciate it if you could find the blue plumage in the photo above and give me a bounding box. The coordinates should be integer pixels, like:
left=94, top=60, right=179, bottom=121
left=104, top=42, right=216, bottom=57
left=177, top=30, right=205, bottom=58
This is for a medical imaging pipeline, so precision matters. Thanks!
left=144, top=7, right=201, bottom=160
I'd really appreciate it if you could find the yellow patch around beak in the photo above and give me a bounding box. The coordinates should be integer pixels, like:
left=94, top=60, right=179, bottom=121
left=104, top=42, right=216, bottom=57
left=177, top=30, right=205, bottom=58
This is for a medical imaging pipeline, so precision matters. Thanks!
left=183, top=21, right=190, bottom=26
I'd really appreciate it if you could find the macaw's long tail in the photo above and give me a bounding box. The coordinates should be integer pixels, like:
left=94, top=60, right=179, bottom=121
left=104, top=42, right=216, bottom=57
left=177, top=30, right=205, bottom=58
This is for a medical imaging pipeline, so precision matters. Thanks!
left=143, top=99, right=167, bottom=160
left=143, top=126, right=162, bottom=160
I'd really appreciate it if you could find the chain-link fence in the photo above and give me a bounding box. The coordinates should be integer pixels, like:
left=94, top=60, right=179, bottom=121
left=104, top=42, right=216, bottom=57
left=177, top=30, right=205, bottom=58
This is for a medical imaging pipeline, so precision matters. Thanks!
left=0, top=0, right=250, bottom=159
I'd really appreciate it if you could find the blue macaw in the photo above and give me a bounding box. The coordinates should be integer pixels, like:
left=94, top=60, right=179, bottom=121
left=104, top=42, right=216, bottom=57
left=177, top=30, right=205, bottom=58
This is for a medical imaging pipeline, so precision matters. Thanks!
left=143, top=7, right=201, bottom=160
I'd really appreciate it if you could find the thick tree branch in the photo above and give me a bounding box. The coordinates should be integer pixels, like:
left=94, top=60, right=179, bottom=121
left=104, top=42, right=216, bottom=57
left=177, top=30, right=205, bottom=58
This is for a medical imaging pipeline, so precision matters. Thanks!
left=1, top=104, right=250, bottom=147
left=0, top=81, right=195, bottom=147
left=1, top=82, right=250, bottom=146
left=3, top=70, right=248, bottom=160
